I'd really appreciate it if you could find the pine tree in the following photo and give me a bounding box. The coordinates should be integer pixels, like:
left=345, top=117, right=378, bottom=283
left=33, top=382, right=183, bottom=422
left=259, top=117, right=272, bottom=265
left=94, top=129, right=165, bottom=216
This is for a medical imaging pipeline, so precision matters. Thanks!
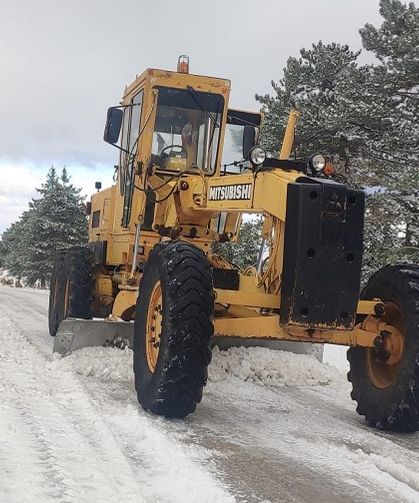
left=1, top=211, right=34, bottom=281
left=27, top=167, right=88, bottom=285
left=212, top=217, right=263, bottom=269
left=256, top=0, right=419, bottom=280
left=255, top=41, right=368, bottom=179
left=0, top=166, right=88, bottom=286
left=359, top=0, right=419, bottom=274
left=0, top=240, right=5, bottom=268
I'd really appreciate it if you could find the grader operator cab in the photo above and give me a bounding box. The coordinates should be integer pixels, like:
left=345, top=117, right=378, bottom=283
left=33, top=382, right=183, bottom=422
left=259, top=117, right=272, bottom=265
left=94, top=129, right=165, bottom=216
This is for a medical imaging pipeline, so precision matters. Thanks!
left=49, top=56, right=419, bottom=432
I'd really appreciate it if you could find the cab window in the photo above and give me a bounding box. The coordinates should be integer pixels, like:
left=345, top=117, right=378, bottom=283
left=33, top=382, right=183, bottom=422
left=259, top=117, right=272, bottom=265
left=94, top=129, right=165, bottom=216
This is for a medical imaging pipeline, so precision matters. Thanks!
left=221, top=110, right=261, bottom=174
left=151, top=87, right=223, bottom=174
left=120, top=89, right=144, bottom=226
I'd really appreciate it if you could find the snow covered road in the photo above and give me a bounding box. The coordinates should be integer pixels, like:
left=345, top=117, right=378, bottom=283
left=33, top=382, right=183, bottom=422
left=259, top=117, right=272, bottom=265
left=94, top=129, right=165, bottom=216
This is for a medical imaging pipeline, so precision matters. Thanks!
left=1, top=286, right=419, bottom=503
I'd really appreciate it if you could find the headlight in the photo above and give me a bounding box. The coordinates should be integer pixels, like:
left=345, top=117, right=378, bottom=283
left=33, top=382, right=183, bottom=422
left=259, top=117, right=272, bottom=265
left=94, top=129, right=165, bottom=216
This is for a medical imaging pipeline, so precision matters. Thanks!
left=308, top=154, right=326, bottom=174
left=249, top=147, right=266, bottom=166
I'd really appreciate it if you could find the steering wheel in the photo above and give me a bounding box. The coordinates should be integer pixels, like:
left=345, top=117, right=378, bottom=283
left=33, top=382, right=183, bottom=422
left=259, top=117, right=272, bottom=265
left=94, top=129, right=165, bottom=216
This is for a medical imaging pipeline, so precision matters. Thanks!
left=160, top=145, right=188, bottom=159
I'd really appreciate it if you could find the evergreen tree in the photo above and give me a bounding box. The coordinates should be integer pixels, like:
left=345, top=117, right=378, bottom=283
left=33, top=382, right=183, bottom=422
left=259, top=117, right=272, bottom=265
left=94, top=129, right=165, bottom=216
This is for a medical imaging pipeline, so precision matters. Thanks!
left=1, top=166, right=88, bottom=286
left=256, top=41, right=368, bottom=179
left=1, top=211, right=34, bottom=280
left=256, top=0, right=419, bottom=280
left=0, top=240, right=5, bottom=268
left=359, top=0, right=419, bottom=274
left=213, top=217, right=263, bottom=269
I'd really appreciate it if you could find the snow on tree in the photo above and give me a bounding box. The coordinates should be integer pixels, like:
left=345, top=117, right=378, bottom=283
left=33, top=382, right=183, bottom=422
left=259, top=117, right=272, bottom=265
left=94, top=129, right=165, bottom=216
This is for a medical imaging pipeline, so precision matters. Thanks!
left=359, top=0, right=419, bottom=277
left=256, top=41, right=368, bottom=176
left=256, top=0, right=419, bottom=280
left=212, top=217, right=263, bottom=269
left=0, top=166, right=88, bottom=286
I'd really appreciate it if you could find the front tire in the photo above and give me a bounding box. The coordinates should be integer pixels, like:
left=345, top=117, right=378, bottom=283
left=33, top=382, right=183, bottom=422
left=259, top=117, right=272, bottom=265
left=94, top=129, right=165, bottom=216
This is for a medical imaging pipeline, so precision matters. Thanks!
left=48, top=246, right=94, bottom=336
left=347, top=264, right=419, bottom=431
left=133, top=240, right=213, bottom=418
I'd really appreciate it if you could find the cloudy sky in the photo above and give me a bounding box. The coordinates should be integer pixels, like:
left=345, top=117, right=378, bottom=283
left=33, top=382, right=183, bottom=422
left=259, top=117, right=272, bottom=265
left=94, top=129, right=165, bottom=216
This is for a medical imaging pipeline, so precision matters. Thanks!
left=0, top=0, right=382, bottom=233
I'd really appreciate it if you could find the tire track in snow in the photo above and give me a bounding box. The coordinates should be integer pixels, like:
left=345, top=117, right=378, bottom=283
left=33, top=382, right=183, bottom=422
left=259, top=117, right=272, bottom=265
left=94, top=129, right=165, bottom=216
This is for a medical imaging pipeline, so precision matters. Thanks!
left=295, top=386, right=419, bottom=499
left=4, top=396, right=77, bottom=503
left=0, top=288, right=52, bottom=358
left=0, top=314, right=144, bottom=503
left=3, top=286, right=419, bottom=503
left=0, top=290, right=235, bottom=503
left=82, top=383, right=234, bottom=503
left=340, top=444, right=419, bottom=495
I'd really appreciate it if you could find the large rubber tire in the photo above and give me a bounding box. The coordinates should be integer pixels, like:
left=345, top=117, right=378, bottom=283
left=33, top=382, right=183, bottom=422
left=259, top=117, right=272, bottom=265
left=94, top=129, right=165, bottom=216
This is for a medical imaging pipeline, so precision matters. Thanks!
left=133, top=240, right=213, bottom=418
left=48, top=246, right=94, bottom=336
left=48, top=251, right=66, bottom=336
left=347, top=264, right=419, bottom=432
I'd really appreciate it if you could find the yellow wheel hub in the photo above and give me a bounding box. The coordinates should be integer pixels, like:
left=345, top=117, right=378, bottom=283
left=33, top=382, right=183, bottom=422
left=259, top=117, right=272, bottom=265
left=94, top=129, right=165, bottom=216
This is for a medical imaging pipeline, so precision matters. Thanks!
left=146, top=281, right=163, bottom=373
left=367, top=302, right=405, bottom=389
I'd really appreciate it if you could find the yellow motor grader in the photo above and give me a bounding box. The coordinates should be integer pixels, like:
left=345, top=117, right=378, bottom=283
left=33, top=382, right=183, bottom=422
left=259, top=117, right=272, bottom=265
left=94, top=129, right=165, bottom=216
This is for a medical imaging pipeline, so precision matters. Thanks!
left=49, top=56, right=419, bottom=431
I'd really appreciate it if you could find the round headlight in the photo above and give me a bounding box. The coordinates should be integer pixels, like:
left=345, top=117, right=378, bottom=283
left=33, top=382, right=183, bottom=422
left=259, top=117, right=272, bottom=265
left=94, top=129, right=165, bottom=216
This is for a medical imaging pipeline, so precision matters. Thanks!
left=249, top=147, right=266, bottom=166
left=308, top=154, right=326, bottom=173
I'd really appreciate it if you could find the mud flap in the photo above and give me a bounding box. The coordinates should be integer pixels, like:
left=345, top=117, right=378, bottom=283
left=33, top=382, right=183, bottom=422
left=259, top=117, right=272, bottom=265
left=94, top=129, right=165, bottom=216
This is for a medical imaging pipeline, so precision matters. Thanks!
left=53, top=318, right=134, bottom=356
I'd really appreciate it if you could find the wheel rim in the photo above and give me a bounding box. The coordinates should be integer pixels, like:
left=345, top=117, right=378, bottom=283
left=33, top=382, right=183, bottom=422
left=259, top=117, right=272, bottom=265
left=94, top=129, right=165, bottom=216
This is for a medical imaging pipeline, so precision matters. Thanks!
left=366, top=301, right=405, bottom=389
left=146, top=281, right=163, bottom=373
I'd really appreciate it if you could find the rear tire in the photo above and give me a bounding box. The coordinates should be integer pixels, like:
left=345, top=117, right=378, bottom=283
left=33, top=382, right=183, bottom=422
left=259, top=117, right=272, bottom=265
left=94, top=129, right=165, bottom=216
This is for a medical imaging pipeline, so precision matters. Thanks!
left=48, top=246, right=95, bottom=336
left=133, top=240, right=213, bottom=418
left=347, top=264, right=419, bottom=432
left=48, top=251, right=66, bottom=336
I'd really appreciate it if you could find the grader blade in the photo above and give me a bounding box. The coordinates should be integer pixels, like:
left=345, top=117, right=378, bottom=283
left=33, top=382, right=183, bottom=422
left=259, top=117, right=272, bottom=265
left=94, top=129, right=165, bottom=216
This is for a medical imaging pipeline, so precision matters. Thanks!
left=53, top=318, right=134, bottom=356
left=53, top=317, right=324, bottom=361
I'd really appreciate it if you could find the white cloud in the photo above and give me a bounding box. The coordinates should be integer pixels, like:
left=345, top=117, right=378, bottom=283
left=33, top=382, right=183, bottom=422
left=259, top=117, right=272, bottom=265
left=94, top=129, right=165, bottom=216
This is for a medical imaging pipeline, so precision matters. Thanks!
left=0, top=164, right=42, bottom=232
left=0, top=162, right=115, bottom=233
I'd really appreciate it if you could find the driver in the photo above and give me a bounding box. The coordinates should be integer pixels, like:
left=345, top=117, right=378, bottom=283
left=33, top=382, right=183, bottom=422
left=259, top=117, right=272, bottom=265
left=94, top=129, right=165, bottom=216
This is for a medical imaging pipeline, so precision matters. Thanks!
left=151, top=113, right=198, bottom=170
left=181, top=121, right=198, bottom=147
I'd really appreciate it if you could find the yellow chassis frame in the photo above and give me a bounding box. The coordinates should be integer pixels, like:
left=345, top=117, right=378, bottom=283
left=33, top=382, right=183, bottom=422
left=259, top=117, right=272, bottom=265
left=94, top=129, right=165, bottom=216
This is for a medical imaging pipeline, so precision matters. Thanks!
left=106, top=281, right=385, bottom=349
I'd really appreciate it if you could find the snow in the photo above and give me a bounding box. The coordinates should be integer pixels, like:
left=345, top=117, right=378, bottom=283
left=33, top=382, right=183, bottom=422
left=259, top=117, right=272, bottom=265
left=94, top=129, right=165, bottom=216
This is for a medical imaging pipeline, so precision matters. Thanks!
left=49, top=346, right=134, bottom=381
left=209, top=345, right=342, bottom=387
left=52, top=344, right=341, bottom=389
left=1, top=286, right=419, bottom=503
left=323, top=343, right=350, bottom=370
left=0, top=303, right=234, bottom=503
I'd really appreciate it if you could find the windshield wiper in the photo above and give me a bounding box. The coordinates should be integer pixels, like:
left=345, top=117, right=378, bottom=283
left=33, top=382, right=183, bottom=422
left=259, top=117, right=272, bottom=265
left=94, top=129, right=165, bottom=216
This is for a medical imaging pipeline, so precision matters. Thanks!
left=186, top=85, right=220, bottom=129
left=187, top=85, right=222, bottom=168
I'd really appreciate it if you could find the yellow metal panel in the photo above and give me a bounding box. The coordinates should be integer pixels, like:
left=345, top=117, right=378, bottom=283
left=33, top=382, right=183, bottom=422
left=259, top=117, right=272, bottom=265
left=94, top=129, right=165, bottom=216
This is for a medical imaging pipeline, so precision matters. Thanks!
left=253, top=171, right=298, bottom=221
left=357, top=299, right=384, bottom=315
left=239, top=274, right=267, bottom=293
left=205, top=173, right=255, bottom=211
left=279, top=110, right=300, bottom=159
left=215, top=288, right=279, bottom=309
left=213, top=315, right=378, bottom=348
left=112, top=289, right=138, bottom=318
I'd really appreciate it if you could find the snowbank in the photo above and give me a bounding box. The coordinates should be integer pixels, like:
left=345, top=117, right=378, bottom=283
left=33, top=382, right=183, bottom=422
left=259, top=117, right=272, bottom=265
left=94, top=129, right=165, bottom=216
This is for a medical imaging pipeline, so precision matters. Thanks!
left=209, top=345, right=342, bottom=387
left=51, top=344, right=344, bottom=389
left=49, top=346, right=134, bottom=380
left=0, top=269, right=14, bottom=285
left=0, top=269, right=49, bottom=289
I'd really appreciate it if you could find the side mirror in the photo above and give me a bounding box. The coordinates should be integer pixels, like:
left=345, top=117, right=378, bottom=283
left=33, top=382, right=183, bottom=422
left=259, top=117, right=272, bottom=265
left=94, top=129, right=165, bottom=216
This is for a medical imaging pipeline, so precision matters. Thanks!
left=103, top=107, right=123, bottom=145
left=243, top=125, right=256, bottom=159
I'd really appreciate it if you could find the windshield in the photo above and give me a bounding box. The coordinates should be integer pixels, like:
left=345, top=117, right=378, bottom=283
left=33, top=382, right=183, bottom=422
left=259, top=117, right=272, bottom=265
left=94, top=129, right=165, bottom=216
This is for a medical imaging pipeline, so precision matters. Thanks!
left=151, top=87, right=224, bottom=174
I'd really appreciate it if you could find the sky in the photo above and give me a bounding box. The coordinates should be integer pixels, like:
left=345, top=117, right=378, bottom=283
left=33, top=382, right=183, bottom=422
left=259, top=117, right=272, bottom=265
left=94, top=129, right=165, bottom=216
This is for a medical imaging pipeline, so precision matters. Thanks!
left=0, top=0, right=383, bottom=233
